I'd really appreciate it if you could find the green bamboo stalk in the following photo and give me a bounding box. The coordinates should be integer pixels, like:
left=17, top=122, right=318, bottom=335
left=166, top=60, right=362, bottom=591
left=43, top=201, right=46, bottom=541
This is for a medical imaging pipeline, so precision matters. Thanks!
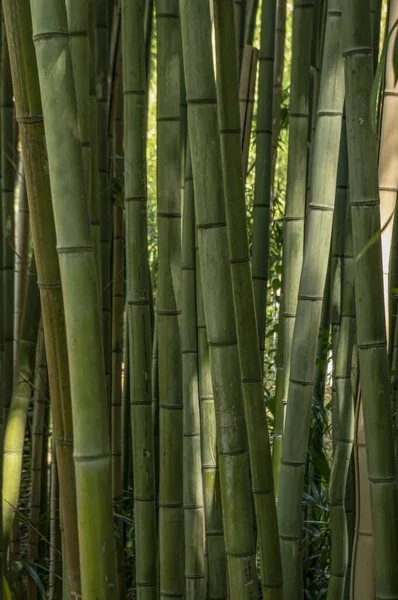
left=251, top=0, right=277, bottom=361
left=156, top=0, right=184, bottom=596
left=196, top=247, right=227, bottom=600
left=27, top=325, right=47, bottom=600
left=182, top=142, right=205, bottom=600
left=121, top=1, right=157, bottom=598
left=2, top=2, right=81, bottom=596
left=111, top=184, right=126, bottom=599
left=243, top=0, right=259, bottom=46
left=3, top=252, right=40, bottom=549
left=327, top=124, right=356, bottom=600
left=29, top=2, right=118, bottom=597
left=272, top=1, right=314, bottom=490
left=371, top=0, right=382, bottom=68
left=1, top=23, right=15, bottom=420
left=277, top=3, right=344, bottom=595
left=49, top=445, right=62, bottom=600
left=180, top=1, right=260, bottom=596
left=97, top=0, right=112, bottom=405
left=271, top=0, right=287, bottom=180
left=213, top=1, right=283, bottom=597
left=89, top=0, right=103, bottom=288
left=343, top=0, right=398, bottom=596
left=14, top=153, right=29, bottom=368
left=0, top=24, right=4, bottom=589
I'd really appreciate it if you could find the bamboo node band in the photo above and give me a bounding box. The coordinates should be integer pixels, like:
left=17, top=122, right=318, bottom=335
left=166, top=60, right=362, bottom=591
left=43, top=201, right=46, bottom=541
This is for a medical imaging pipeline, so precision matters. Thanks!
left=32, top=31, right=69, bottom=42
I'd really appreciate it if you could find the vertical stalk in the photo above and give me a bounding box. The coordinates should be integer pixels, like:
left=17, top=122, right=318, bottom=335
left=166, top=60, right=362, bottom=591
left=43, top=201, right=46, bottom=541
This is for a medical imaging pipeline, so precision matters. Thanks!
left=14, top=154, right=30, bottom=368
left=2, top=2, right=82, bottom=596
left=156, top=0, right=184, bottom=596
left=213, top=0, right=283, bottom=596
left=182, top=143, right=205, bottom=600
left=49, top=446, right=62, bottom=600
left=272, top=1, right=314, bottom=490
left=343, top=0, right=398, bottom=595
left=271, top=0, right=287, bottom=180
left=277, top=3, right=344, bottom=595
left=30, top=2, right=118, bottom=597
left=180, top=0, right=260, bottom=596
left=1, top=23, right=15, bottom=419
left=121, top=0, right=157, bottom=598
left=251, top=0, right=277, bottom=360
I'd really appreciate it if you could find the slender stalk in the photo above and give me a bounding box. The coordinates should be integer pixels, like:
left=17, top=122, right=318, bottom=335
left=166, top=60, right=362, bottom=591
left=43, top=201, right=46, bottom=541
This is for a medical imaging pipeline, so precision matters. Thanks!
left=122, top=1, right=157, bottom=597
left=14, top=153, right=29, bottom=368
left=214, top=1, right=283, bottom=596
left=271, top=0, right=287, bottom=180
left=2, top=2, right=81, bottom=596
left=182, top=143, right=205, bottom=600
left=49, top=445, right=62, bottom=600
left=1, top=23, right=15, bottom=420
left=239, top=46, right=258, bottom=178
left=272, top=1, right=314, bottom=490
left=277, top=4, right=344, bottom=595
left=243, top=0, right=259, bottom=46
left=30, top=2, right=118, bottom=597
left=327, top=124, right=356, bottom=600
left=343, top=0, right=398, bottom=595
left=156, top=0, right=184, bottom=596
left=3, top=252, right=40, bottom=549
left=251, top=0, right=277, bottom=360
left=27, top=325, right=47, bottom=600
left=180, top=0, right=260, bottom=596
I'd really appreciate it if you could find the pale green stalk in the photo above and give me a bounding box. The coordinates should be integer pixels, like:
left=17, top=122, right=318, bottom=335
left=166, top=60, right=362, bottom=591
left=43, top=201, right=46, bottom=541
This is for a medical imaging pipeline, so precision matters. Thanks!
left=3, top=252, right=40, bottom=549
left=180, top=0, right=260, bottom=596
left=182, top=143, right=205, bottom=600
left=272, top=0, right=314, bottom=492
left=277, top=3, right=344, bottom=595
left=343, top=0, right=398, bottom=595
left=14, top=153, right=29, bottom=368
left=2, top=2, right=81, bottom=595
left=30, top=2, right=118, bottom=597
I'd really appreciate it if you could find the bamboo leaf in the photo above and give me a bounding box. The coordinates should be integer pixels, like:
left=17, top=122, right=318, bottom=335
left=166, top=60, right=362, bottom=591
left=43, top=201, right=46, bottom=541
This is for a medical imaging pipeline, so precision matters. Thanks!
left=3, top=578, right=11, bottom=600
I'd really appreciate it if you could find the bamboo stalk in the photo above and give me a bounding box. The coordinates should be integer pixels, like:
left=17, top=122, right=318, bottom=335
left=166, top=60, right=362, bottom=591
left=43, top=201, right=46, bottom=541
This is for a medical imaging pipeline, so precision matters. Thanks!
left=251, top=0, right=277, bottom=360
left=14, top=153, right=30, bottom=369
left=343, top=0, right=398, bottom=595
left=122, top=0, right=157, bottom=597
left=49, top=445, right=62, bottom=600
left=180, top=0, right=261, bottom=595
left=30, top=2, right=118, bottom=597
left=277, top=3, right=344, bottom=595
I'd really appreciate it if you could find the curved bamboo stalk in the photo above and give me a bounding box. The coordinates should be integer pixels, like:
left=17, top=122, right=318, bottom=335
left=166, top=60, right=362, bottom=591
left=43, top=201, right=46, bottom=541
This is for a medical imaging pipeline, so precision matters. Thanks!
left=182, top=143, right=205, bottom=600
left=277, top=3, right=344, bottom=595
left=378, top=0, right=398, bottom=346
left=1, top=24, right=15, bottom=420
left=1, top=3, right=82, bottom=596
left=3, top=252, right=40, bottom=548
left=272, top=1, right=314, bottom=491
left=14, top=153, right=29, bottom=369
left=327, top=125, right=356, bottom=600
left=251, top=0, right=277, bottom=360
left=156, top=0, right=184, bottom=596
left=213, top=1, right=283, bottom=596
left=180, top=0, right=260, bottom=596
left=121, top=1, right=157, bottom=598
left=343, top=0, right=398, bottom=595
left=29, top=2, right=118, bottom=597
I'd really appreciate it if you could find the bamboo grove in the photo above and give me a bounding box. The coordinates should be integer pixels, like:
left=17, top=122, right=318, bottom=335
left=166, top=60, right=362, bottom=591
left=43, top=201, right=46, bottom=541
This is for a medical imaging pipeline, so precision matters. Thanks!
left=0, top=0, right=398, bottom=599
